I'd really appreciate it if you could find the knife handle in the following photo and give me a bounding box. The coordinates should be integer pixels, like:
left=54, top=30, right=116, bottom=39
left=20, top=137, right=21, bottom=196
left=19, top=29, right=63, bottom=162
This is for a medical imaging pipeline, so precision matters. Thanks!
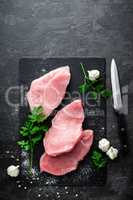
left=117, top=113, right=128, bottom=154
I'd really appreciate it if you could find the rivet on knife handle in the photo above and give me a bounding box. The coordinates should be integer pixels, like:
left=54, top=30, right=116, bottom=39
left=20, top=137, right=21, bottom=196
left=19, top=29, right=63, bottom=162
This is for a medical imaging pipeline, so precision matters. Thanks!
left=117, top=113, right=128, bottom=154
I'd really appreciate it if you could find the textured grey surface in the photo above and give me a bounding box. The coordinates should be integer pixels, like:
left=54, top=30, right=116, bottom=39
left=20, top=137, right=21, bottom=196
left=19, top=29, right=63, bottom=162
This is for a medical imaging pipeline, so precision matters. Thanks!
left=0, top=0, right=133, bottom=200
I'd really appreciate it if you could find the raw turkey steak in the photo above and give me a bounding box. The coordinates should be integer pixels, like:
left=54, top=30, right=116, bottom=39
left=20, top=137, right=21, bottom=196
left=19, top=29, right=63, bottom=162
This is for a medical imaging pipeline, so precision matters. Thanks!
left=44, top=100, right=84, bottom=156
left=40, top=130, right=94, bottom=176
left=27, top=66, right=70, bottom=116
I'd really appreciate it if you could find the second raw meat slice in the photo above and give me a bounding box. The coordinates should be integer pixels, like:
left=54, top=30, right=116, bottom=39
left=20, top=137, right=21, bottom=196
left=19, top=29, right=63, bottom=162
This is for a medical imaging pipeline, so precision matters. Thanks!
left=44, top=99, right=84, bottom=156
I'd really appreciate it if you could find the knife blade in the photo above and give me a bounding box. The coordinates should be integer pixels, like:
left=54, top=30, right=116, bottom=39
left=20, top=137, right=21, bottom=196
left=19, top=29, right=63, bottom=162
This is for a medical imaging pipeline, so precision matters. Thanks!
left=111, top=58, right=128, bottom=154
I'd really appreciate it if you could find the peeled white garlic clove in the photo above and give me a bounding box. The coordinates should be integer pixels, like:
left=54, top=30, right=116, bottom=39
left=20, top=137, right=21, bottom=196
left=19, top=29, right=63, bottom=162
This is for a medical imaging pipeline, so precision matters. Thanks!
left=7, top=165, right=20, bottom=177
left=98, top=138, right=110, bottom=152
left=106, top=146, right=118, bottom=160
left=88, top=70, right=100, bottom=81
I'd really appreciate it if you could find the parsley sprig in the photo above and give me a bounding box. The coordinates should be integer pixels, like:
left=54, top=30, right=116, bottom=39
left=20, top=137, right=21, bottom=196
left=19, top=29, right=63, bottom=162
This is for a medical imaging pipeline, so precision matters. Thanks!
left=79, top=63, right=112, bottom=100
left=18, top=106, right=49, bottom=174
left=90, top=150, right=107, bottom=170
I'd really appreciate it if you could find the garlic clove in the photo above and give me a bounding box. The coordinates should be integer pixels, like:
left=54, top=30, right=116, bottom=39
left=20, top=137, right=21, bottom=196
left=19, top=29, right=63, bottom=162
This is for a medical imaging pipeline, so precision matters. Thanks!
left=88, top=70, right=100, bottom=81
left=106, top=146, right=118, bottom=160
left=98, top=138, right=110, bottom=152
left=7, top=165, right=20, bottom=177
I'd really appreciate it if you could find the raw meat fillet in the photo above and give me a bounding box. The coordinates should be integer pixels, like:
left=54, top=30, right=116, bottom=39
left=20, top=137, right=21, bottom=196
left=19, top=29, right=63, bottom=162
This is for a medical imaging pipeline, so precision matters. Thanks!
left=44, top=100, right=84, bottom=156
left=40, top=130, right=94, bottom=176
left=27, top=66, right=70, bottom=116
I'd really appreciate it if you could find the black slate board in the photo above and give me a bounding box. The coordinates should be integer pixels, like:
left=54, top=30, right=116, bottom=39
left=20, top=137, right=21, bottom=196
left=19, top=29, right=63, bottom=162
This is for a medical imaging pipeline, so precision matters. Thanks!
left=19, top=58, right=107, bottom=186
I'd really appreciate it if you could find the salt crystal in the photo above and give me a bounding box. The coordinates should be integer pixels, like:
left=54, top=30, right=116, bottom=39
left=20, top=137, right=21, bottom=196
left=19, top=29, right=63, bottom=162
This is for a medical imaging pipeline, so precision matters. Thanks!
left=18, top=185, right=21, bottom=188
left=16, top=180, right=20, bottom=183
left=41, top=69, right=46, bottom=73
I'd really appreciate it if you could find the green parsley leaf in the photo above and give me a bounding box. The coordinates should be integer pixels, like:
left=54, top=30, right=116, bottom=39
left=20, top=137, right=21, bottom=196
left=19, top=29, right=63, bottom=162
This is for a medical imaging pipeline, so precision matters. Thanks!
left=31, top=106, right=43, bottom=115
left=90, top=150, right=107, bottom=170
left=30, top=126, right=41, bottom=135
left=17, top=140, right=30, bottom=151
left=32, top=135, right=42, bottom=146
left=95, top=84, right=104, bottom=92
left=79, top=83, right=90, bottom=94
left=39, top=124, right=49, bottom=132
left=90, top=91, right=98, bottom=100
left=17, top=106, right=49, bottom=174
left=101, top=89, right=112, bottom=98
left=28, top=106, right=47, bottom=123
left=30, top=124, right=49, bottom=135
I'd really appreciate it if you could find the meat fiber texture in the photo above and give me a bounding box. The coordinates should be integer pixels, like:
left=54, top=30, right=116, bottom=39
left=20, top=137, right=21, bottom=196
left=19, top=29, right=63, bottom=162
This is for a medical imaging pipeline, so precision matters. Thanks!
left=40, top=130, right=94, bottom=176
left=44, top=100, right=85, bottom=156
left=27, top=66, right=71, bottom=116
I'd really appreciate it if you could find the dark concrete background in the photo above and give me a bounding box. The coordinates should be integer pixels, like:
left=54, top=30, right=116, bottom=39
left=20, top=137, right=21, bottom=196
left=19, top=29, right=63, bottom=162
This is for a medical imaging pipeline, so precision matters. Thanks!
left=0, top=0, right=133, bottom=199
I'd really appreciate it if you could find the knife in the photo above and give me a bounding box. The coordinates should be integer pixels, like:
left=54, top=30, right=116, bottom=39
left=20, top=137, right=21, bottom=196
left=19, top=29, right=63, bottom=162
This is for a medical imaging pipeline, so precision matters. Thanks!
left=111, top=58, right=128, bottom=154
